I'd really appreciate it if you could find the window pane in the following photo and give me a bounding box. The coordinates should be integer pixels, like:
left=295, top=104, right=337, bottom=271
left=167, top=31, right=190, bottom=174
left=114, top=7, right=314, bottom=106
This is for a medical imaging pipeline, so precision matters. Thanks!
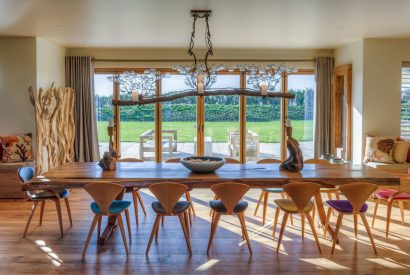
left=162, top=74, right=196, bottom=160
left=401, top=67, right=410, bottom=139
left=287, top=74, right=315, bottom=159
left=205, top=74, right=240, bottom=159
left=94, top=74, right=114, bottom=157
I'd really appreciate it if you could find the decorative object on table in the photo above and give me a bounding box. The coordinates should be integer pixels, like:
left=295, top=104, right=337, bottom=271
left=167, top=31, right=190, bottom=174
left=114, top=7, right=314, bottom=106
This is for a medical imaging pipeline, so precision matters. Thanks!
left=110, top=10, right=296, bottom=107
left=98, top=150, right=118, bottom=171
left=180, top=156, right=225, bottom=173
left=280, top=119, right=304, bottom=172
left=28, top=86, right=75, bottom=174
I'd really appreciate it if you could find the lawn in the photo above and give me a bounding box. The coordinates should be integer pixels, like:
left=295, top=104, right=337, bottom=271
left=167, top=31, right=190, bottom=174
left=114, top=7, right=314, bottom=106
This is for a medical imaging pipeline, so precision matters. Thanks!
left=97, top=120, right=313, bottom=143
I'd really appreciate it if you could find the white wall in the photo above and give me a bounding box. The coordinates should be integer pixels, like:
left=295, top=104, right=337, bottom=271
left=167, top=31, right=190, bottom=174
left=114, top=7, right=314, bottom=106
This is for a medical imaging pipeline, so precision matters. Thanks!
left=0, top=37, right=37, bottom=136
left=36, top=38, right=66, bottom=89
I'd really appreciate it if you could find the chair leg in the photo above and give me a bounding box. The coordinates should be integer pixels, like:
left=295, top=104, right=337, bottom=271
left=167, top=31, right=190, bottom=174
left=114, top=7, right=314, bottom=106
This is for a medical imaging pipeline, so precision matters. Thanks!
left=39, top=201, right=45, bottom=226
left=360, top=213, right=377, bottom=255
left=178, top=213, right=192, bottom=256
left=262, top=192, right=269, bottom=225
left=327, top=192, right=335, bottom=216
left=132, top=191, right=139, bottom=227
left=273, top=207, right=280, bottom=238
left=254, top=191, right=264, bottom=216
left=331, top=213, right=343, bottom=254
left=185, top=191, right=196, bottom=216
left=54, top=199, right=64, bottom=237
left=209, top=195, right=218, bottom=216
left=23, top=201, right=39, bottom=238
left=386, top=201, right=393, bottom=238
left=64, top=198, right=73, bottom=227
left=207, top=213, right=221, bottom=255
left=323, top=207, right=332, bottom=238
left=372, top=198, right=380, bottom=227
left=311, top=204, right=316, bottom=225
left=97, top=216, right=102, bottom=238
left=306, top=212, right=321, bottom=253
left=238, top=213, right=252, bottom=254
left=146, top=214, right=161, bottom=255
left=353, top=215, right=358, bottom=238
left=282, top=193, right=294, bottom=226
left=301, top=213, right=305, bottom=239
left=135, top=190, right=147, bottom=216
left=117, top=214, right=129, bottom=256
left=82, top=215, right=98, bottom=258
left=183, top=211, right=190, bottom=238
left=161, top=216, right=164, bottom=227
left=398, top=200, right=405, bottom=225
left=276, top=212, right=289, bottom=253
left=125, top=209, right=132, bottom=240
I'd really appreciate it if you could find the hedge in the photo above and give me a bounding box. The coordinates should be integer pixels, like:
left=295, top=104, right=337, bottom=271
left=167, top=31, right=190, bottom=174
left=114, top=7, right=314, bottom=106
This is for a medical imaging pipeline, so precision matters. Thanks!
left=97, top=104, right=313, bottom=122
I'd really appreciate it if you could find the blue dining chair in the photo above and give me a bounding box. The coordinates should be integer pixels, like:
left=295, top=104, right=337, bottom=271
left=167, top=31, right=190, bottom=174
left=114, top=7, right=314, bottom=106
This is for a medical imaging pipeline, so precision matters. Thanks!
left=19, top=166, right=72, bottom=237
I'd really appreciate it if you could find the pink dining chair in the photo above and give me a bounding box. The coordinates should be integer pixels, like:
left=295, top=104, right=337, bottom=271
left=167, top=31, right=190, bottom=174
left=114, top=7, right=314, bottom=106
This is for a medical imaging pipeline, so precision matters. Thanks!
left=372, top=188, right=410, bottom=237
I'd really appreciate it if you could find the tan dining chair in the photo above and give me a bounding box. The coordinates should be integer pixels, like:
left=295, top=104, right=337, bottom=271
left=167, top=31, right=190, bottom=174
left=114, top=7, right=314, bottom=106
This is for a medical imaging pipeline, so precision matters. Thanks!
left=146, top=182, right=192, bottom=255
left=19, top=166, right=73, bottom=238
left=324, top=182, right=378, bottom=254
left=274, top=182, right=322, bottom=253
left=82, top=182, right=132, bottom=258
left=165, top=158, right=195, bottom=225
left=117, top=158, right=147, bottom=227
left=207, top=182, right=252, bottom=255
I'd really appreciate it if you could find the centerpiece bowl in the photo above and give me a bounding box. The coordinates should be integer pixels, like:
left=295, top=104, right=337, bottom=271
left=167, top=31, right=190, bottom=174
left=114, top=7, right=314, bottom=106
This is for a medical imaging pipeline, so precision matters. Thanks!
left=180, top=156, right=225, bottom=173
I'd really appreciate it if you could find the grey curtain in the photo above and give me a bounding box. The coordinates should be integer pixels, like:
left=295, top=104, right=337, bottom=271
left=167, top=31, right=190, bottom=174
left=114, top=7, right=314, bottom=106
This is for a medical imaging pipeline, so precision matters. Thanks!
left=65, top=56, right=100, bottom=162
left=314, top=56, right=334, bottom=158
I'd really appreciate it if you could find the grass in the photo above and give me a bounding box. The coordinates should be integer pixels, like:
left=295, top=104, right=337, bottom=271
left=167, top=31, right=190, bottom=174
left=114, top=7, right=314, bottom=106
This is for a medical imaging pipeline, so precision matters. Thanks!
left=97, top=120, right=313, bottom=143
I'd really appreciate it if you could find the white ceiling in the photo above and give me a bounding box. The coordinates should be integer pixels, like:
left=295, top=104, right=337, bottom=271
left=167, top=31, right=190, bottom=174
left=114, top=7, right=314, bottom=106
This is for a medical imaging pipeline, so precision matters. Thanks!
left=1, top=0, right=410, bottom=49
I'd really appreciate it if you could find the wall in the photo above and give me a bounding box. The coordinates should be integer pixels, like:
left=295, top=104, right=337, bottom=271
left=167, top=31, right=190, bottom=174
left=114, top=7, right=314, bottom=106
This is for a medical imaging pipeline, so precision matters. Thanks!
left=36, top=38, right=66, bottom=89
left=0, top=37, right=37, bottom=136
left=335, top=40, right=364, bottom=164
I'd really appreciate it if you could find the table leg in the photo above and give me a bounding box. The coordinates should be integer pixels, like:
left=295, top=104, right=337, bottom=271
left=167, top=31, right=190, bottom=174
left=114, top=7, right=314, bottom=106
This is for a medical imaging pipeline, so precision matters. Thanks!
left=314, top=191, right=338, bottom=243
left=97, top=190, right=125, bottom=245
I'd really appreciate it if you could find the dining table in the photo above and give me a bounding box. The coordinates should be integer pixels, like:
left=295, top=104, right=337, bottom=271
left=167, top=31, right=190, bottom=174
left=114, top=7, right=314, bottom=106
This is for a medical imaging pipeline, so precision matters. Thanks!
left=27, top=161, right=400, bottom=244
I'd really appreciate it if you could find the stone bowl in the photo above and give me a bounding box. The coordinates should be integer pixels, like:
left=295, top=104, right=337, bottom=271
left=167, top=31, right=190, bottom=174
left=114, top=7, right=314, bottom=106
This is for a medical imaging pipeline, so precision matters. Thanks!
left=180, top=156, right=225, bottom=173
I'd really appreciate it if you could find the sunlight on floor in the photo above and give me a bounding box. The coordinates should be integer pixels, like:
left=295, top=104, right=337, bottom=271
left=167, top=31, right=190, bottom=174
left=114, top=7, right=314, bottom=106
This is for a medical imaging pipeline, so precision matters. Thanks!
left=367, top=258, right=410, bottom=269
left=196, top=259, right=220, bottom=271
left=300, top=258, right=351, bottom=271
left=35, top=240, right=63, bottom=267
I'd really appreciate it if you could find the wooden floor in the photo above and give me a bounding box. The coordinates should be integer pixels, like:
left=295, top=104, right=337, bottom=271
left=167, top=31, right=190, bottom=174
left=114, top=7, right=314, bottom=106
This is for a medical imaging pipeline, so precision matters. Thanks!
left=0, top=189, right=409, bottom=274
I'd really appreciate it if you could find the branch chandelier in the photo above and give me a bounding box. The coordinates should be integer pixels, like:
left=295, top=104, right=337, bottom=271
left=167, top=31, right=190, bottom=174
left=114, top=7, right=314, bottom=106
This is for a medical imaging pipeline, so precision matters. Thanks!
left=111, top=10, right=296, bottom=106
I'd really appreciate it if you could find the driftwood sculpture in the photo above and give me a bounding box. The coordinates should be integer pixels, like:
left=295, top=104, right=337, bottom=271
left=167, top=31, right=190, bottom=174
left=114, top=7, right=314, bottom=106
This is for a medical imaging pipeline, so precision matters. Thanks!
left=28, top=86, right=75, bottom=174
left=98, top=150, right=118, bottom=171
left=280, top=127, right=304, bottom=172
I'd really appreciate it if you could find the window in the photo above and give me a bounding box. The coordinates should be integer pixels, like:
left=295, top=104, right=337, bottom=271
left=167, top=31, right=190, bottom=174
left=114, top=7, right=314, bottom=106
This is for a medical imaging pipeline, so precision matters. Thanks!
left=401, top=66, right=410, bottom=139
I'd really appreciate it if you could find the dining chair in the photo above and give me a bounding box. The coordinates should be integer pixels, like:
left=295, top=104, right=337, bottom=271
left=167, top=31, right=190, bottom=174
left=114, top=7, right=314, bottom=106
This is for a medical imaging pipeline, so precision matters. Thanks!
left=207, top=182, right=252, bottom=255
left=19, top=166, right=72, bottom=238
left=117, top=158, right=147, bottom=227
left=209, top=157, right=241, bottom=216
left=324, top=182, right=378, bottom=254
left=82, top=182, right=132, bottom=258
left=371, top=187, right=410, bottom=237
left=146, top=182, right=192, bottom=255
left=165, top=158, right=195, bottom=225
left=274, top=182, right=322, bottom=253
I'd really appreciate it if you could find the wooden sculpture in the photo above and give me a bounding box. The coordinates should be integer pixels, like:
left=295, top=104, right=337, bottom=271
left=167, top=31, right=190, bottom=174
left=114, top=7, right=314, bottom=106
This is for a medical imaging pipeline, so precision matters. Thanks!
left=28, top=86, right=75, bottom=174
left=98, top=150, right=117, bottom=171
left=280, top=127, right=304, bottom=172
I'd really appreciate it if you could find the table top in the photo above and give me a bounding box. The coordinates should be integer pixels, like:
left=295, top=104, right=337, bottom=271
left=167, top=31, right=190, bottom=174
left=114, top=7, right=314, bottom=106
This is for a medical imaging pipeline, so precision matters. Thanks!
left=26, top=162, right=400, bottom=190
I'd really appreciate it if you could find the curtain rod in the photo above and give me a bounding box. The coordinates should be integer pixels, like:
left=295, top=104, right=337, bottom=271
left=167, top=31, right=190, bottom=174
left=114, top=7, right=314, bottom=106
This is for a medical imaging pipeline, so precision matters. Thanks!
left=92, top=58, right=315, bottom=63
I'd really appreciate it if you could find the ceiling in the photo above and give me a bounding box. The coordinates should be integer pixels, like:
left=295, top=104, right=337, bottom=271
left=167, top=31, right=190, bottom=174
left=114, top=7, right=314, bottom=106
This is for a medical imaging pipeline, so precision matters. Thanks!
left=1, top=0, right=410, bottom=49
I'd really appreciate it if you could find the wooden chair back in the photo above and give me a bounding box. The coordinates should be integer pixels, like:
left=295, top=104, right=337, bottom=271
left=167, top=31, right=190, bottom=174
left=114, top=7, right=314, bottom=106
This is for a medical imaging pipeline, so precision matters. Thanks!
left=283, top=182, right=321, bottom=211
left=224, top=158, right=241, bottom=164
left=211, top=182, right=250, bottom=214
left=148, top=182, right=188, bottom=215
left=117, top=158, right=143, bottom=162
left=84, top=183, right=125, bottom=215
left=339, top=182, right=377, bottom=213
left=257, top=158, right=281, bottom=164
left=165, top=158, right=181, bottom=163
left=304, top=158, right=330, bottom=165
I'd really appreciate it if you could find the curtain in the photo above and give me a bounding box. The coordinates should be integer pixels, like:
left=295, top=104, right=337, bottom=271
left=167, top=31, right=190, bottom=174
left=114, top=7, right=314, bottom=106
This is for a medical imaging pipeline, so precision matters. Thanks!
left=65, top=56, right=100, bottom=162
left=314, top=56, right=334, bottom=158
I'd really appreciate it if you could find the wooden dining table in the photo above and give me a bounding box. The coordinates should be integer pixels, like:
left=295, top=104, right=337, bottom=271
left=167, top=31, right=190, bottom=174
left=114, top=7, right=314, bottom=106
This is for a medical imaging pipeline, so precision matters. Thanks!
left=27, top=161, right=400, bottom=244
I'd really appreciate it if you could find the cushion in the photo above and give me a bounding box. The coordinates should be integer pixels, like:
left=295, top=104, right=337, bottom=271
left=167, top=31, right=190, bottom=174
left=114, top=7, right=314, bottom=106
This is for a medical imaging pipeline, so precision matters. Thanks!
left=375, top=189, right=410, bottom=200
left=326, top=200, right=368, bottom=213
left=151, top=201, right=190, bottom=214
left=209, top=200, right=248, bottom=213
left=30, top=189, right=70, bottom=200
left=393, top=140, right=410, bottom=163
left=262, top=188, right=284, bottom=193
left=274, top=199, right=314, bottom=213
left=363, top=136, right=396, bottom=164
left=0, top=134, right=33, bottom=163
left=91, top=200, right=131, bottom=214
